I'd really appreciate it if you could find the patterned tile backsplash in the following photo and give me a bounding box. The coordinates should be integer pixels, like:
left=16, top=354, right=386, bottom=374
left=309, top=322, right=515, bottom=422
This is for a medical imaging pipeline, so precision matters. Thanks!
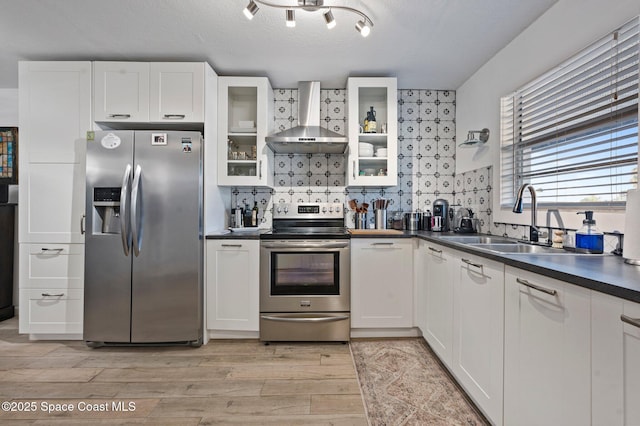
left=232, top=87, right=493, bottom=231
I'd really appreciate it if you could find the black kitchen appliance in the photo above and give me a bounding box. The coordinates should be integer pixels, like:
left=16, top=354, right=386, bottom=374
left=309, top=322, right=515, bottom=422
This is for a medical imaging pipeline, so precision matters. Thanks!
left=432, top=199, right=450, bottom=232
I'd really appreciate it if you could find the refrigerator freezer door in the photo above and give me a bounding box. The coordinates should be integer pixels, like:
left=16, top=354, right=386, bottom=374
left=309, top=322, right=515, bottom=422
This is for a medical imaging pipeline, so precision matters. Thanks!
left=130, top=131, right=203, bottom=343
left=84, top=131, right=134, bottom=343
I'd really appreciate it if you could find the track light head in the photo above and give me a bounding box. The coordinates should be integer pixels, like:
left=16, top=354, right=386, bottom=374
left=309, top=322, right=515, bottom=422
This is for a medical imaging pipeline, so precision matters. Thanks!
left=324, top=10, right=336, bottom=29
left=355, top=19, right=371, bottom=37
left=243, top=0, right=259, bottom=20
left=286, top=9, right=296, bottom=27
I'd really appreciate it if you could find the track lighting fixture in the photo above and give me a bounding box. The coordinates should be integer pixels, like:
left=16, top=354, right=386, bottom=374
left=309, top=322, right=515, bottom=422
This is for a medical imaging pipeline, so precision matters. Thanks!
left=286, top=9, right=296, bottom=27
left=243, top=0, right=259, bottom=20
left=355, top=19, right=370, bottom=37
left=324, top=10, right=336, bottom=29
left=243, top=0, right=373, bottom=37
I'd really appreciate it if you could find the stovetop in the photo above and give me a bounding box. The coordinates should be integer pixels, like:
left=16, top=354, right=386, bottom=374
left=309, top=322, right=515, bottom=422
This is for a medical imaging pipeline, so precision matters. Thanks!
left=263, top=202, right=349, bottom=240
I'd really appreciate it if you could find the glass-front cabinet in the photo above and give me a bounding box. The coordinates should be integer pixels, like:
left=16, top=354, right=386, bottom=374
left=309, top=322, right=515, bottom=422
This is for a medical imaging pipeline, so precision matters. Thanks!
left=217, top=77, right=274, bottom=187
left=347, top=77, right=397, bottom=187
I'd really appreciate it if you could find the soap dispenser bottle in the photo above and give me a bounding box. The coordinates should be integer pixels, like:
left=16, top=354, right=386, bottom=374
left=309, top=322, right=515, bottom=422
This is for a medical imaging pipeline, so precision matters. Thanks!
left=575, top=211, right=604, bottom=254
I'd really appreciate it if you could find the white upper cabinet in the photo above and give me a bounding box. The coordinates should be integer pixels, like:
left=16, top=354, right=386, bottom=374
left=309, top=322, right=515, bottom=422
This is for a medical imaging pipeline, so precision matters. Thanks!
left=93, top=62, right=204, bottom=124
left=149, top=62, right=204, bottom=122
left=19, top=61, right=92, bottom=244
left=347, top=77, right=398, bottom=187
left=217, top=76, right=274, bottom=187
left=93, top=62, right=150, bottom=122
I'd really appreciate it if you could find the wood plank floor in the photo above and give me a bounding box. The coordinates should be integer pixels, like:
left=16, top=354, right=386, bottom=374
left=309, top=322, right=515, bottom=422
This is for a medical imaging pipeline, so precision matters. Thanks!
left=0, top=318, right=367, bottom=425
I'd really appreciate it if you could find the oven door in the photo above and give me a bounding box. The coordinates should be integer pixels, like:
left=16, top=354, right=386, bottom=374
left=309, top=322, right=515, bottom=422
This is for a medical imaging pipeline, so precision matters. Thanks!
left=260, top=240, right=350, bottom=312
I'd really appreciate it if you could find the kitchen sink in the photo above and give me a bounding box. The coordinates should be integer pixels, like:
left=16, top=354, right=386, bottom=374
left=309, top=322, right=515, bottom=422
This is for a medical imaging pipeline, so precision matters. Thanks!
left=468, top=243, right=580, bottom=255
left=438, top=235, right=519, bottom=244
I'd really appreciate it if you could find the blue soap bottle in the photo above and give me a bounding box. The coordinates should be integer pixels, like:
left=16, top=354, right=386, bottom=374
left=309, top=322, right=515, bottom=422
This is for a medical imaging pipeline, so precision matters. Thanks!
left=575, top=211, right=603, bottom=254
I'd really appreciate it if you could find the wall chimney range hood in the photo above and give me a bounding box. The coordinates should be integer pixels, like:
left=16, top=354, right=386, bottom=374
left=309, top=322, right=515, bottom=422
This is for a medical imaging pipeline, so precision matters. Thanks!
left=266, top=81, right=348, bottom=154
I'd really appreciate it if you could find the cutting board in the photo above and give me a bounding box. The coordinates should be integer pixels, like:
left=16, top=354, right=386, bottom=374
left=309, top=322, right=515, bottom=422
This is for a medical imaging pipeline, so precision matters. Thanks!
left=348, top=229, right=404, bottom=235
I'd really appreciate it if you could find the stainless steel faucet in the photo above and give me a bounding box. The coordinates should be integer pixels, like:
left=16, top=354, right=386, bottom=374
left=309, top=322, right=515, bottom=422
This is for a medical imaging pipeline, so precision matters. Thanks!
left=512, top=183, right=542, bottom=242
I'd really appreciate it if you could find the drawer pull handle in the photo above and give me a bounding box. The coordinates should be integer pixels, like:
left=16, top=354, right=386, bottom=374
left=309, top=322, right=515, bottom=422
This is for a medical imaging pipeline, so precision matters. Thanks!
left=461, top=258, right=483, bottom=269
left=516, top=278, right=557, bottom=296
left=42, top=293, right=64, bottom=297
left=621, top=314, right=640, bottom=329
left=163, top=114, right=186, bottom=119
left=371, top=242, right=394, bottom=246
left=41, top=248, right=64, bottom=253
left=107, top=114, right=131, bottom=119
left=428, top=247, right=442, bottom=254
left=221, top=244, right=243, bottom=248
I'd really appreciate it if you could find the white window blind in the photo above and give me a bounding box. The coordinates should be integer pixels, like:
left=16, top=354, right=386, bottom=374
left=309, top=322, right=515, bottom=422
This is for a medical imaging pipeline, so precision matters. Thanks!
left=501, top=17, right=639, bottom=208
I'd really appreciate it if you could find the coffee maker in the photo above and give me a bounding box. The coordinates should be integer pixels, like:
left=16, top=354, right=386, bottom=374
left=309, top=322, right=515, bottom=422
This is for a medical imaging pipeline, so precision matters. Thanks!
left=432, top=199, right=450, bottom=232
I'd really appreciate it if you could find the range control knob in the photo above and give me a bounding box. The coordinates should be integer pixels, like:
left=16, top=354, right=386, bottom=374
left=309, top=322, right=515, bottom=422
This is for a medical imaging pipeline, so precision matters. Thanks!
left=329, top=206, right=334, bottom=213
left=283, top=206, right=289, bottom=214
left=322, top=206, right=327, bottom=213
left=335, top=206, right=341, bottom=213
left=276, top=206, right=282, bottom=214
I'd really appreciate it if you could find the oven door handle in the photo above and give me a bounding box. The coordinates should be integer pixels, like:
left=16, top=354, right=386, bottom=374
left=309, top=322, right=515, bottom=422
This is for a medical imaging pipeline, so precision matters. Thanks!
left=260, top=314, right=350, bottom=323
left=261, top=242, right=349, bottom=249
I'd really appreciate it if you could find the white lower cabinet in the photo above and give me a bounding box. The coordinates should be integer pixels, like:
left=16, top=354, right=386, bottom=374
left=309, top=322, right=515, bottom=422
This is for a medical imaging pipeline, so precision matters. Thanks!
left=452, top=252, right=504, bottom=425
left=504, top=266, right=591, bottom=426
left=19, top=289, right=84, bottom=335
left=206, top=240, right=259, bottom=333
left=591, top=291, right=640, bottom=426
left=421, top=241, right=455, bottom=364
left=18, top=243, right=85, bottom=336
left=351, top=238, right=414, bottom=329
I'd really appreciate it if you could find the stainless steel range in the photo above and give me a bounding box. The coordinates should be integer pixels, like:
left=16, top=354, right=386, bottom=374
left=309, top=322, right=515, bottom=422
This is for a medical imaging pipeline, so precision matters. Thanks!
left=260, top=202, right=350, bottom=343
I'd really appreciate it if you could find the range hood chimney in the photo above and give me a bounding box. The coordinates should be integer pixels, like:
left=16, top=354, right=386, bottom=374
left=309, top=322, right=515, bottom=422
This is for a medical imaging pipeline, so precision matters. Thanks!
left=266, top=81, right=349, bottom=154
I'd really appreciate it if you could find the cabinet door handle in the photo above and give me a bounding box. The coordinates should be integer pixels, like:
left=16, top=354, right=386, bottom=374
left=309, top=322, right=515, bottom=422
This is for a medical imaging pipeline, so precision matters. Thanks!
left=516, top=278, right=557, bottom=296
left=107, top=114, right=131, bottom=119
left=41, top=248, right=64, bottom=253
left=461, top=258, right=483, bottom=269
left=353, top=160, right=356, bottom=179
left=428, top=246, right=442, bottom=254
left=42, top=293, right=64, bottom=297
left=259, top=160, right=262, bottom=179
left=163, top=114, right=186, bottom=119
left=221, top=244, right=243, bottom=248
left=81, top=215, right=85, bottom=235
left=621, top=314, right=640, bottom=329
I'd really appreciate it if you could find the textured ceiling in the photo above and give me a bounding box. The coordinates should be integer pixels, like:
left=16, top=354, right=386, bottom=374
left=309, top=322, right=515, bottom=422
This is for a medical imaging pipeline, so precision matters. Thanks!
left=0, top=0, right=557, bottom=89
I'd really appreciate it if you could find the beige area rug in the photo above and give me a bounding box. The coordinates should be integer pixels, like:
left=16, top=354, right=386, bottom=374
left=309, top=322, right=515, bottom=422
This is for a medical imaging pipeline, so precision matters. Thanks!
left=350, top=338, right=489, bottom=426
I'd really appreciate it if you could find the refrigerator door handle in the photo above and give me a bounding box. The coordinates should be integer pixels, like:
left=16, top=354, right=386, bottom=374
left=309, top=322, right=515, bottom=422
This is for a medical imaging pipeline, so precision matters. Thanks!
left=131, top=164, right=143, bottom=257
left=120, top=164, right=133, bottom=256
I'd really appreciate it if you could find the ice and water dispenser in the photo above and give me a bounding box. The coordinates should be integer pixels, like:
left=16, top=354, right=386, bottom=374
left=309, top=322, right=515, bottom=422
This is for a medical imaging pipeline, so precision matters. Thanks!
left=92, top=187, right=121, bottom=234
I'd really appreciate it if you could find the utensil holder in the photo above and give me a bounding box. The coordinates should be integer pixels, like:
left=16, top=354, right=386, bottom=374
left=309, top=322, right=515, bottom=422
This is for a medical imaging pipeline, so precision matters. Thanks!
left=375, top=209, right=387, bottom=229
left=355, top=212, right=367, bottom=229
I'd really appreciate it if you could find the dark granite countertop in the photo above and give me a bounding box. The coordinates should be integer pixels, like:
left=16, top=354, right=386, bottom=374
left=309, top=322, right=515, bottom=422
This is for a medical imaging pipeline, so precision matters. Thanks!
left=206, top=228, right=640, bottom=303
left=205, top=229, right=265, bottom=240
left=408, top=231, right=640, bottom=304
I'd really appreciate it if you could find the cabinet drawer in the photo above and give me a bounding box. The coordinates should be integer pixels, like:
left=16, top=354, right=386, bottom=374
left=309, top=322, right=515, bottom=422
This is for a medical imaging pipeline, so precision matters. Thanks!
left=19, top=289, right=83, bottom=334
left=20, top=243, right=84, bottom=289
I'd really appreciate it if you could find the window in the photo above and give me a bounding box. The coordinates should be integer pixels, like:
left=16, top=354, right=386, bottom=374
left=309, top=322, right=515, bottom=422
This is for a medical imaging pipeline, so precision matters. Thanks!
left=501, top=17, right=639, bottom=208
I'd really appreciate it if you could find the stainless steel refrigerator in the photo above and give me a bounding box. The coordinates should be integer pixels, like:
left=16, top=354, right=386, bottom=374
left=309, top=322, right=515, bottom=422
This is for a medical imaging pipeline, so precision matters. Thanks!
left=84, top=130, right=203, bottom=346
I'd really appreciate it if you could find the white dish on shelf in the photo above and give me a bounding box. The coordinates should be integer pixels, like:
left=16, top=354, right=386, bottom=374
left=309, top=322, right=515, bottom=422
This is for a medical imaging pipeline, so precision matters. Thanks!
left=230, top=127, right=257, bottom=133
left=375, top=148, right=388, bottom=157
left=238, top=120, right=255, bottom=128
